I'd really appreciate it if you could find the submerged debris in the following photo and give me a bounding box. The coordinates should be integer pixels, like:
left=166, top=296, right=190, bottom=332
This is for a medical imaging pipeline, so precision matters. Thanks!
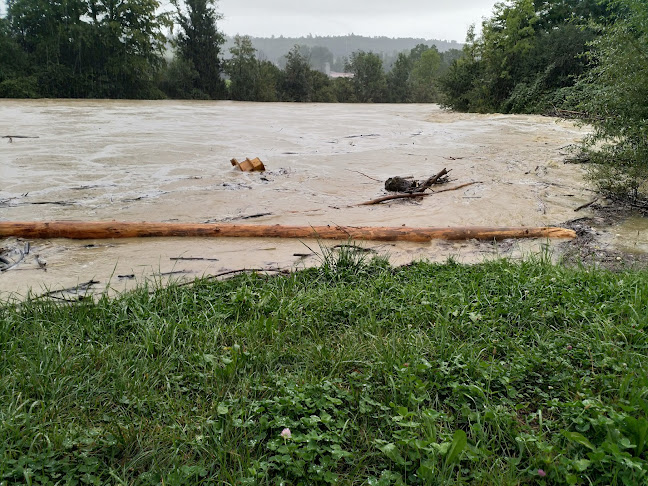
left=38, top=279, right=100, bottom=301
left=0, top=247, right=25, bottom=272
left=384, top=169, right=450, bottom=193
left=2, top=135, right=39, bottom=143
left=385, top=176, right=418, bottom=192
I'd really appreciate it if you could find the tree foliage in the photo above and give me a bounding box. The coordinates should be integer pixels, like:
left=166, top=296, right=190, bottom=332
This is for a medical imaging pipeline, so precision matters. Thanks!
left=410, top=47, right=441, bottom=102
left=572, top=0, right=648, bottom=198
left=3, top=0, right=170, bottom=98
left=277, top=44, right=334, bottom=73
left=158, top=55, right=204, bottom=99
left=255, top=60, right=282, bottom=102
left=0, top=14, right=34, bottom=97
left=224, top=34, right=284, bottom=102
left=386, top=52, right=412, bottom=103
left=437, top=0, right=646, bottom=201
left=226, top=34, right=259, bottom=101
left=172, top=0, right=225, bottom=99
left=439, top=0, right=612, bottom=113
left=281, top=45, right=312, bottom=102
left=346, top=51, right=386, bottom=103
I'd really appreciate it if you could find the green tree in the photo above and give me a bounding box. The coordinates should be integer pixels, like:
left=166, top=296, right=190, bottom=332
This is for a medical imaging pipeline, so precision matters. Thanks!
left=281, top=45, right=312, bottom=101
left=479, top=0, right=539, bottom=108
left=439, top=0, right=614, bottom=113
left=158, top=55, right=203, bottom=99
left=256, top=59, right=281, bottom=101
left=439, top=56, right=489, bottom=112
left=438, top=25, right=486, bottom=111
left=310, top=69, right=335, bottom=102
left=8, top=0, right=88, bottom=96
left=89, top=0, right=170, bottom=98
left=0, top=14, right=35, bottom=97
left=346, top=51, right=386, bottom=103
left=386, top=52, right=412, bottom=103
left=408, top=43, right=430, bottom=63
left=533, top=0, right=611, bottom=29
left=439, top=48, right=463, bottom=74
left=172, top=0, right=225, bottom=99
left=308, top=45, right=334, bottom=73
left=226, top=34, right=259, bottom=101
left=410, top=47, right=441, bottom=102
left=332, top=77, right=355, bottom=103
left=572, top=0, right=648, bottom=199
left=5, top=0, right=170, bottom=98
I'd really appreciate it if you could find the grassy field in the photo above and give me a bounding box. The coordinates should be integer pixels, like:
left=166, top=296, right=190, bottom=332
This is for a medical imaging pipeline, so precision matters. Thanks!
left=1, top=248, right=647, bottom=485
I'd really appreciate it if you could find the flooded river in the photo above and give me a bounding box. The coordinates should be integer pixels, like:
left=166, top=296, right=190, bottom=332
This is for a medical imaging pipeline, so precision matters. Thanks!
left=0, top=100, right=628, bottom=299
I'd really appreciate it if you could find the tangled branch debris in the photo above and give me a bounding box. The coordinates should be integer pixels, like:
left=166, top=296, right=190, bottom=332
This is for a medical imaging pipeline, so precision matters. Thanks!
left=359, top=167, right=481, bottom=205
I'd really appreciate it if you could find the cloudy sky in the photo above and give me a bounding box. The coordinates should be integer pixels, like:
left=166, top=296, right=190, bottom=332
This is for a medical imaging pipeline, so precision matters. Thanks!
left=0, top=1, right=499, bottom=43
left=216, top=0, right=499, bottom=42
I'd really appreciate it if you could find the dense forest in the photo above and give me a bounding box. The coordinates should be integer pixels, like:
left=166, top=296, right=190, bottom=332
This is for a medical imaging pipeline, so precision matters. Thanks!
left=221, top=34, right=463, bottom=68
left=0, top=0, right=458, bottom=101
left=0, top=0, right=462, bottom=103
left=0, top=0, right=646, bottom=199
left=437, top=0, right=646, bottom=202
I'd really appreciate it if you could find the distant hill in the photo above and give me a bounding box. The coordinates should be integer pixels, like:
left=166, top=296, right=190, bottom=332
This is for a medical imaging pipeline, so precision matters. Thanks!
left=222, top=34, right=463, bottom=65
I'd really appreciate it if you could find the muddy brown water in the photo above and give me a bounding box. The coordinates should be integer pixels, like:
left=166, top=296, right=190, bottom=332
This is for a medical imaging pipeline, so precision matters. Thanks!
left=1, top=100, right=642, bottom=299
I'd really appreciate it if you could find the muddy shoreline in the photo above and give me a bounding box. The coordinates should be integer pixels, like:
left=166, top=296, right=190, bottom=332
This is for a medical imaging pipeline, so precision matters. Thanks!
left=2, top=100, right=647, bottom=299
left=559, top=205, right=648, bottom=270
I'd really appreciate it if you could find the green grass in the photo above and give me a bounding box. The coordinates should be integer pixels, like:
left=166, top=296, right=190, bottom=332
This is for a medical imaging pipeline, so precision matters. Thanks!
left=1, top=248, right=648, bottom=485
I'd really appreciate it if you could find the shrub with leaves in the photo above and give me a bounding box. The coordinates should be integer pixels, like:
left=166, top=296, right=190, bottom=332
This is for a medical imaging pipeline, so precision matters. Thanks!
left=571, top=0, right=648, bottom=200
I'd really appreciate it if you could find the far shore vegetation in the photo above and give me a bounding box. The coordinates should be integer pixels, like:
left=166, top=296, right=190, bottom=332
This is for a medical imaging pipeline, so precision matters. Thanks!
left=1, top=249, right=648, bottom=484
left=1, top=0, right=646, bottom=201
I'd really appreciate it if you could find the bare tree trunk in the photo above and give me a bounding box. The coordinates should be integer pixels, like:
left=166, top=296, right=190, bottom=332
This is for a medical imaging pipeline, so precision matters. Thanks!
left=0, top=221, right=576, bottom=242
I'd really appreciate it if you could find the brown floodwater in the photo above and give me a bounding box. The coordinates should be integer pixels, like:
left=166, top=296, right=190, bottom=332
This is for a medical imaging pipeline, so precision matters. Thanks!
left=0, top=100, right=641, bottom=299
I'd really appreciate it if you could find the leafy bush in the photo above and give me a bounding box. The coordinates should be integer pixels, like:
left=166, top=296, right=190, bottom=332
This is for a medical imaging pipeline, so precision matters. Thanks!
left=0, top=76, right=39, bottom=98
left=439, top=0, right=609, bottom=114
left=571, top=0, right=648, bottom=200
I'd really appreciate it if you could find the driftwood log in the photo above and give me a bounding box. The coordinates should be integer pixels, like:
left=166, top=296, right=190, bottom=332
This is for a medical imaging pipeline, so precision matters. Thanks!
left=0, top=221, right=576, bottom=242
left=574, top=198, right=599, bottom=212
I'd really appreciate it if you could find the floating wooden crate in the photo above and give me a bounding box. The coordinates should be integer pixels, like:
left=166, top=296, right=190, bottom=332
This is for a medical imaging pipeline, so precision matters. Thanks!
left=231, top=157, right=265, bottom=172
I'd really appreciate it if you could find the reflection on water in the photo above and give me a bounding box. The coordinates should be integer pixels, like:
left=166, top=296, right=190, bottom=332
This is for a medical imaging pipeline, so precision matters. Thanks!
left=0, top=100, right=603, bottom=298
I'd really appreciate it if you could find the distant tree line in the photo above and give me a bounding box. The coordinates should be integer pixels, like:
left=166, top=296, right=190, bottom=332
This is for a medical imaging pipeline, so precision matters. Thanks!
left=221, top=34, right=463, bottom=68
left=0, top=0, right=459, bottom=102
left=222, top=37, right=461, bottom=103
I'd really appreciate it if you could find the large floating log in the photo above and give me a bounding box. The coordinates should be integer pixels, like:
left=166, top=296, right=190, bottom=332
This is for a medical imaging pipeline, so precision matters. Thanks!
left=0, top=221, right=576, bottom=242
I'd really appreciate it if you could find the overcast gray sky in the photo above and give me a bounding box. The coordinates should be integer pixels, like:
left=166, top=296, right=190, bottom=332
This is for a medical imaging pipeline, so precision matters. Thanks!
left=0, top=1, right=499, bottom=43
left=216, top=0, right=499, bottom=42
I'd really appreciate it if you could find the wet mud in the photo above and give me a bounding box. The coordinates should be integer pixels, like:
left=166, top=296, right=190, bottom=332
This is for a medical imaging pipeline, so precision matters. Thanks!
left=1, top=100, right=646, bottom=299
